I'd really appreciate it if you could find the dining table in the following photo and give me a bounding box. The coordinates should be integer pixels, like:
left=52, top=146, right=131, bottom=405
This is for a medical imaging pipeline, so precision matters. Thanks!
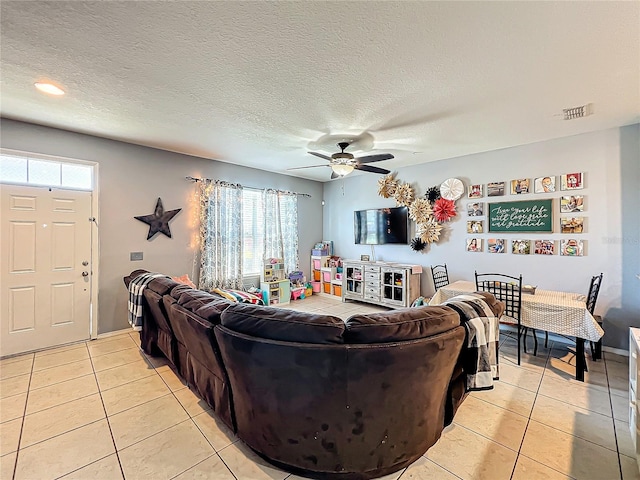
left=429, top=280, right=605, bottom=381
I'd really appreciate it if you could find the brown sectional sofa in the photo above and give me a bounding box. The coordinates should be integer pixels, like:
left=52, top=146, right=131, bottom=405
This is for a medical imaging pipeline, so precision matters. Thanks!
left=124, top=271, right=503, bottom=479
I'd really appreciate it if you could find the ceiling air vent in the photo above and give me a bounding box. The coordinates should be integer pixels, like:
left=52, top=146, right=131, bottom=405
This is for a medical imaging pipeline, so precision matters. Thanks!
left=563, top=104, right=592, bottom=120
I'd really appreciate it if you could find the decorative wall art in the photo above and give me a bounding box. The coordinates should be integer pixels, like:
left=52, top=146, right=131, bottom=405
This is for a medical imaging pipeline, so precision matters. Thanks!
left=561, top=172, right=584, bottom=190
left=534, top=176, right=556, bottom=193
left=512, top=240, right=531, bottom=255
left=377, top=174, right=459, bottom=252
left=467, top=220, right=483, bottom=234
left=488, top=239, right=506, bottom=253
left=467, top=202, right=484, bottom=216
left=466, top=238, right=482, bottom=252
left=488, top=199, right=553, bottom=233
left=440, top=178, right=464, bottom=200
left=561, top=239, right=584, bottom=256
left=510, top=179, right=530, bottom=195
left=487, top=182, right=505, bottom=196
left=468, top=184, right=483, bottom=198
left=134, top=197, right=182, bottom=240
left=534, top=240, right=555, bottom=255
left=432, top=198, right=457, bottom=222
left=561, top=217, right=584, bottom=234
left=560, top=195, right=584, bottom=213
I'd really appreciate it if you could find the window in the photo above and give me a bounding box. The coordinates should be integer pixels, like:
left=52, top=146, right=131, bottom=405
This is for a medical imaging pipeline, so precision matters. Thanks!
left=241, top=189, right=299, bottom=277
left=242, top=190, right=265, bottom=276
left=198, top=180, right=300, bottom=290
left=0, top=153, right=93, bottom=190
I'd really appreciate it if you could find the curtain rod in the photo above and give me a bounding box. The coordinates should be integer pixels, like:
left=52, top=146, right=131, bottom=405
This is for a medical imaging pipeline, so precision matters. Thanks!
left=185, top=176, right=311, bottom=198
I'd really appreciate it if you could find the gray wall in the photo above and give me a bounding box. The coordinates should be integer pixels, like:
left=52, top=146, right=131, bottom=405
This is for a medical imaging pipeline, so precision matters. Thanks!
left=323, top=126, right=640, bottom=350
left=1, top=118, right=324, bottom=334
left=607, top=123, right=640, bottom=348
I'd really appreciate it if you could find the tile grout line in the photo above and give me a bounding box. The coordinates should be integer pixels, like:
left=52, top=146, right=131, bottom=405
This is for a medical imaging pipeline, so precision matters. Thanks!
left=151, top=358, right=241, bottom=479
left=508, top=335, right=552, bottom=480
left=9, top=351, right=35, bottom=480
left=85, top=340, right=127, bottom=480
left=167, top=452, right=237, bottom=480
left=27, top=342, right=139, bottom=376
left=603, top=354, right=625, bottom=480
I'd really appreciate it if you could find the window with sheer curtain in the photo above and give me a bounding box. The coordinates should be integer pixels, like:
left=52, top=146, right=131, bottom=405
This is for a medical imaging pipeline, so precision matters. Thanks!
left=198, top=180, right=299, bottom=289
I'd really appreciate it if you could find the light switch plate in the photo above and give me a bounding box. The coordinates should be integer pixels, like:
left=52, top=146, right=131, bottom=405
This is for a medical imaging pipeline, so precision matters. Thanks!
left=130, top=252, right=143, bottom=261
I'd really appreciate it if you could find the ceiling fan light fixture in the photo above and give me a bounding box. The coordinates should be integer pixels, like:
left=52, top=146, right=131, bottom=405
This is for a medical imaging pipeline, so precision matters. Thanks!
left=331, top=164, right=355, bottom=177
left=34, top=82, right=65, bottom=96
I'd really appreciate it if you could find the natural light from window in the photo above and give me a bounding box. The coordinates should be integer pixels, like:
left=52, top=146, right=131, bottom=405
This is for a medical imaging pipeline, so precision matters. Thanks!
left=242, top=189, right=264, bottom=276
left=0, top=154, right=93, bottom=191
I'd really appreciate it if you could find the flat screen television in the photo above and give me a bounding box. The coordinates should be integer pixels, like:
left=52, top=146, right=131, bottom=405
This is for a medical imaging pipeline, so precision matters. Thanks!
left=354, top=207, right=409, bottom=245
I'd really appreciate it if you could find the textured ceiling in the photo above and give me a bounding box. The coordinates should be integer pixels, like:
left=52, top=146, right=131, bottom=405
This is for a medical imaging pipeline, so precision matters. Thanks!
left=1, top=1, right=639, bottom=182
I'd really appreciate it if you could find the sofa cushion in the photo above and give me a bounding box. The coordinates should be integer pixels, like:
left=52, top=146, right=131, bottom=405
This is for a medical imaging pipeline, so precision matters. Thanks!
left=170, top=283, right=196, bottom=300
left=221, top=303, right=345, bottom=344
left=173, top=290, right=231, bottom=324
left=146, top=276, right=181, bottom=296
left=345, top=305, right=460, bottom=344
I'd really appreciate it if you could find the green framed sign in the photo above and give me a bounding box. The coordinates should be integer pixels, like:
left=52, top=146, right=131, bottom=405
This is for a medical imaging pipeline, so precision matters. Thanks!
left=488, top=199, right=553, bottom=232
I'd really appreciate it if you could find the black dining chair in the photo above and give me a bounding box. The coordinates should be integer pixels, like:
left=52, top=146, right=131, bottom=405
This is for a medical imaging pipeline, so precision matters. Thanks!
left=431, top=264, right=450, bottom=291
left=475, top=271, right=523, bottom=365
left=587, top=273, right=604, bottom=360
left=541, top=272, right=604, bottom=361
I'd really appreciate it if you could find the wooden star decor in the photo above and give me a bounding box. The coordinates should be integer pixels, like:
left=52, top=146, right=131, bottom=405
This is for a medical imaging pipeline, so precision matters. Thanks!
left=134, top=198, right=181, bottom=240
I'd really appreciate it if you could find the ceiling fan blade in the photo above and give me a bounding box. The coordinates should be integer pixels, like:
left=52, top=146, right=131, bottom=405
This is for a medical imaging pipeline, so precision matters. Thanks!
left=355, top=153, right=394, bottom=164
left=330, top=171, right=339, bottom=180
left=308, top=151, right=333, bottom=161
left=355, top=164, right=391, bottom=175
left=286, top=164, right=329, bottom=171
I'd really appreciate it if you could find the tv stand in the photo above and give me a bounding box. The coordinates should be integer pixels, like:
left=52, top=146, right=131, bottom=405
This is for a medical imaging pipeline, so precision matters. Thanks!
left=342, top=260, right=421, bottom=309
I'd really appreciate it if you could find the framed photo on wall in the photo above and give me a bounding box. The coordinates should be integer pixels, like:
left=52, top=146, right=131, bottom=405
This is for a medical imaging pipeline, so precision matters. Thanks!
left=466, top=238, right=482, bottom=252
left=488, top=239, right=506, bottom=253
left=534, top=240, right=555, bottom=255
left=487, top=182, right=505, bottom=196
left=534, top=176, right=556, bottom=193
left=510, top=179, right=530, bottom=195
left=561, top=239, right=584, bottom=256
left=467, top=202, right=484, bottom=216
left=360, top=255, right=370, bottom=261
left=561, top=217, right=584, bottom=233
left=466, top=220, right=484, bottom=233
left=560, top=195, right=584, bottom=213
left=512, top=240, right=531, bottom=255
left=468, top=184, right=483, bottom=198
left=561, top=172, right=584, bottom=190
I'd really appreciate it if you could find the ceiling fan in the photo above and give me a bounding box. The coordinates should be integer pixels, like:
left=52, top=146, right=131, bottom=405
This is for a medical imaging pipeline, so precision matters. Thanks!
left=288, top=142, right=394, bottom=179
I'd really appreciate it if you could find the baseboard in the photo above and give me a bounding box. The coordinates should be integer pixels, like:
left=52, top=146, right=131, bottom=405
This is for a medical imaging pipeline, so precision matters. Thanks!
left=603, top=346, right=629, bottom=357
left=501, top=325, right=629, bottom=357
left=96, top=328, right=133, bottom=340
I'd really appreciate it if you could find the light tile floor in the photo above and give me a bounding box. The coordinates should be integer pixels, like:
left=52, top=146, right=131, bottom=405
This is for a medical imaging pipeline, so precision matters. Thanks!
left=0, top=294, right=636, bottom=479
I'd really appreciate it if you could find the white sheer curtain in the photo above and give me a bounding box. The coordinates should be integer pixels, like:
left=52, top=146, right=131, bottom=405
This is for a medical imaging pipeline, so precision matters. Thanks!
left=198, top=179, right=244, bottom=290
left=262, top=189, right=299, bottom=273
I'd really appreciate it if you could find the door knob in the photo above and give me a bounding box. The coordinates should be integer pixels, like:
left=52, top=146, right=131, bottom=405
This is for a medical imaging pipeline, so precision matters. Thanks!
left=82, top=271, right=89, bottom=277
left=82, top=261, right=89, bottom=266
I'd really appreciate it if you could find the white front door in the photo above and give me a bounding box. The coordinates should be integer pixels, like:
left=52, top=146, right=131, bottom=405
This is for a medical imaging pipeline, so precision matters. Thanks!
left=1, top=185, right=92, bottom=356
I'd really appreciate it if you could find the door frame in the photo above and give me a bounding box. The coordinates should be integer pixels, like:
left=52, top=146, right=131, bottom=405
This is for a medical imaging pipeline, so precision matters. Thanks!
left=0, top=148, right=100, bottom=340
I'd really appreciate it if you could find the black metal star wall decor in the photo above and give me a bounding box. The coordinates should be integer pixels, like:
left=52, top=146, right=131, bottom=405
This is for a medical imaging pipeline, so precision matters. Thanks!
left=134, top=198, right=181, bottom=240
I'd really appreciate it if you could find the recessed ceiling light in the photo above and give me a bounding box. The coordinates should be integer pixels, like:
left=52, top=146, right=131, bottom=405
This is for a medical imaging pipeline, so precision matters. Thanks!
left=34, top=82, right=65, bottom=96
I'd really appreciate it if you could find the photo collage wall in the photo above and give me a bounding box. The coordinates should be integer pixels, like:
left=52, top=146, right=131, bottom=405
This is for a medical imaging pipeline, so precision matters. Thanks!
left=466, top=172, right=585, bottom=256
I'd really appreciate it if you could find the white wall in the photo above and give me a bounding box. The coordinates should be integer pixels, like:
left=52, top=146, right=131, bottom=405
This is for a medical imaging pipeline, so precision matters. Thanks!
left=323, top=127, right=639, bottom=350
left=1, top=119, right=324, bottom=334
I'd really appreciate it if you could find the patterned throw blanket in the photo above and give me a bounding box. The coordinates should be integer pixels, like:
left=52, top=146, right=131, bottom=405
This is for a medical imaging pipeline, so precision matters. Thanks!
left=127, top=273, right=166, bottom=331
left=442, top=293, right=500, bottom=391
